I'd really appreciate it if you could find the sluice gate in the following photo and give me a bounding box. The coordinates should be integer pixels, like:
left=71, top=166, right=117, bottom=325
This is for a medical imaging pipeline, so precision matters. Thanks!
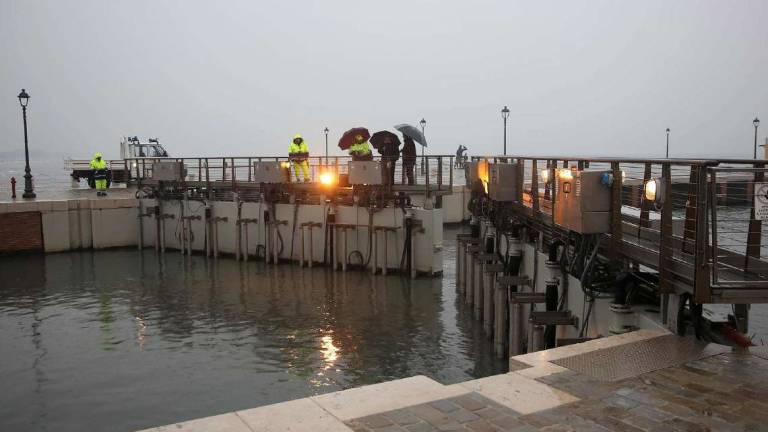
left=457, top=155, right=768, bottom=359
left=128, top=155, right=458, bottom=276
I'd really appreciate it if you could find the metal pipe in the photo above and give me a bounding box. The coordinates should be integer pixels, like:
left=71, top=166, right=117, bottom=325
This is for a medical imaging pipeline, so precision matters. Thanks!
left=300, top=225, right=305, bottom=267
left=382, top=229, right=388, bottom=276
left=473, top=256, right=483, bottom=320
left=456, top=238, right=464, bottom=292
left=494, top=282, right=508, bottom=358
left=528, top=324, right=546, bottom=353
left=343, top=228, right=348, bottom=272
left=510, top=303, right=525, bottom=355
left=308, top=225, right=314, bottom=268
left=137, top=200, right=144, bottom=250
left=371, top=228, right=377, bottom=275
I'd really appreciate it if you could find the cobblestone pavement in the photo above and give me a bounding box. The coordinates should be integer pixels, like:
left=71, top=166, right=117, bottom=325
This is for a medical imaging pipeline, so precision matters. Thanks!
left=346, top=352, right=768, bottom=431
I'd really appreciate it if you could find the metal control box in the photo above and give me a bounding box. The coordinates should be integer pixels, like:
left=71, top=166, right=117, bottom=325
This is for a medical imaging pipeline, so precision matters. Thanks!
left=253, top=161, right=288, bottom=183
left=151, top=161, right=187, bottom=181
left=348, top=161, right=383, bottom=185
left=554, top=170, right=611, bottom=234
left=488, top=163, right=519, bottom=201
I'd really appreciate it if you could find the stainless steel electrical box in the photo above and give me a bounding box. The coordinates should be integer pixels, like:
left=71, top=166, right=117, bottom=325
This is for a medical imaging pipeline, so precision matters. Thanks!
left=151, top=161, right=187, bottom=181
left=253, top=161, right=288, bottom=183
left=348, top=161, right=383, bottom=185
left=554, top=170, right=611, bottom=234
left=488, top=163, right=519, bottom=201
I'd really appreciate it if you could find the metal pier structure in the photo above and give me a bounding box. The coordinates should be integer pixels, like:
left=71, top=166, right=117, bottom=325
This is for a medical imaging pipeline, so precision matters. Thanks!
left=456, top=155, right=768, bottom=357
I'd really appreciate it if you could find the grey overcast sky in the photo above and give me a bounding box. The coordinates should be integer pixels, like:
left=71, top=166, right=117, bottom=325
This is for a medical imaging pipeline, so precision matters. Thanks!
left=1, top=0, right=766, bottom=159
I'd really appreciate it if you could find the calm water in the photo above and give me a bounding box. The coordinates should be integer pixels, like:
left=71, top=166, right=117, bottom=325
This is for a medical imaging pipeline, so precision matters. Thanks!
left=0, top=229, right=505, bottom=432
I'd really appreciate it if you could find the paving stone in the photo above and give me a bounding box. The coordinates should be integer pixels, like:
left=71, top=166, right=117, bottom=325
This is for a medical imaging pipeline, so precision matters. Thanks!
left=603, top=395, right=641, bottom=410
left=629, top=404, right=675, bottom=422
left=622, top=413, right=664, bottom=431
left=450, top=408, right=478, bottom=424
left=360, top=414, right=394, bottom=429
left=464, top=419, right=500, bottom=432
left=384, top=409, right=422, bottom=426
left=430, top=399, right=460, bottom=413
left=663, top=417, right=709, bottom=432
left=408, top=404, right=454, bottom=427
left=374, top=426, right=406, bottom=432
left=490, top=414, right=527, bottom=429
left=404, top=422, right=435, bottom=432
left=436, top=421, right=463, bottom=431
left=449, top=394, right=487, bottom=412
left=474, top=407, right=504, bottom=420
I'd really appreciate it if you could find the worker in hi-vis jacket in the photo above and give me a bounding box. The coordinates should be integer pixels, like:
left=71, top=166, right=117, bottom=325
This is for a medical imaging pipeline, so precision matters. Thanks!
left=90, top=152, right=108, bottom=196
left=289, top=134, right=310, bottom=182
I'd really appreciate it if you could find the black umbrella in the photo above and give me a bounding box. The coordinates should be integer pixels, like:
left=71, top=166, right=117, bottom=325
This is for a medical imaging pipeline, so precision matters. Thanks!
left=394, top=124, right=427, bottom=147
left=370, top=130, right=402, bottom=153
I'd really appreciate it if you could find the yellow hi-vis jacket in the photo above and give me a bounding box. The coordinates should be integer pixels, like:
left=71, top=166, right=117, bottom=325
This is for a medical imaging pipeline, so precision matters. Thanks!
left=288, top=134, right=309, bottom=161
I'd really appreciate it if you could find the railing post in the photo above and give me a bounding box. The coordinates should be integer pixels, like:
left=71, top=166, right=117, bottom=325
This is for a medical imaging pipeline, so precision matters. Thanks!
left=682, top=166, right=700, bottom=254
left=693, top=164, right=710, bottom=304
left=231, top=157, right=236, bottom=189
left=710, top=169, right=719, bottom=287
left=449, top=156, right=454, bottom=188
left=638, top=162, right=652, bottom=238
left=746, top=161, right=765, bottom=266
left=531, top=159, right=539, bottom=215
left=609, top=162, right=623, bottom=261
left=659, top=162, right=673, bottom=295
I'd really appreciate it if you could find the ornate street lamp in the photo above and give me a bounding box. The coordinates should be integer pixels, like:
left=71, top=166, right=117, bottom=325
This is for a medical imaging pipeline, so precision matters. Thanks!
left=420, top=118, right=426, bottom=174
left=754, top=117, right=761, bottom=159
left=18, top=89, right=35, bottom=199
left=501, top=106, right=510, bottom=155
left=324, top=127, right=329, bottom=162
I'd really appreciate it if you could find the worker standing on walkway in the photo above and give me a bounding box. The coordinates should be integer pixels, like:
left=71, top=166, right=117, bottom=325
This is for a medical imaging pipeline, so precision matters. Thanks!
left=90, top=152, right=108, bottom=196
left=349, top=134, right=372, bottom=161
left=402, top=136, right=417, bottom=185
left=289, top=134, right=310, bottom=182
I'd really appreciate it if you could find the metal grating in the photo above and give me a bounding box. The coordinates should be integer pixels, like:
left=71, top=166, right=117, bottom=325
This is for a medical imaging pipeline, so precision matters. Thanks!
left=551, top=335, right=730, bottom=382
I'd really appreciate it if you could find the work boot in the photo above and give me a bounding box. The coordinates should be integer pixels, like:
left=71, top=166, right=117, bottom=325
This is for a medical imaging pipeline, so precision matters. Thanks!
left=304, top=178, right=310, bottom=183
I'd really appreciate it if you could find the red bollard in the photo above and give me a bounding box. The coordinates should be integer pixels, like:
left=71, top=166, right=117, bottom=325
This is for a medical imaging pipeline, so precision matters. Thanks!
left=11, top=177, right=16, bottom=199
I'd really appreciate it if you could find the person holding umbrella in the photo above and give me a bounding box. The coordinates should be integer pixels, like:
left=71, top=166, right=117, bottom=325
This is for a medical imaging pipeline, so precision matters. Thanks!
left=289, top=134, right=310, bottom=182
left=349, top=134, right=373, bottom=161
left=394, top=124, right=427, bottom=185
left=402, top=135, right=416, bottom=185
left=371, top=131, right=401, bottom=186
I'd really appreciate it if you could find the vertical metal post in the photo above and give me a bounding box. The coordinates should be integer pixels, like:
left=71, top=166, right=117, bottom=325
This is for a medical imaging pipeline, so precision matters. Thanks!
left=638, top=162, right=652, bottom=237
left=610, top=162, right=623, bottom=260
left=693, top=164, right=710, bottom=304
left=532, top=159, right=539, bottom=214
left=746, top=162, right=765, bottom=265
left=659, top=163, right=673, bottom=295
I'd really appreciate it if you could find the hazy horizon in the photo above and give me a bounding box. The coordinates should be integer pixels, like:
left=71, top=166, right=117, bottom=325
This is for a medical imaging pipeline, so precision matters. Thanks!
left=1, top=0, right=766, bottom=160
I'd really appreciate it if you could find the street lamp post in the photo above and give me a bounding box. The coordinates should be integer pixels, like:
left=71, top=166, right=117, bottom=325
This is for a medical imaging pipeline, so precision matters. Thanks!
left=501, top=106, right=510, bottom=155
left=420, top=118, right=426, bottom=174
left=666, top=128, right=670, bottom=158
left=754, top=117, right=761, bottom=159
left=324, top=127, right=329, bottom=163
left=18, top=89, right=35, bottom=199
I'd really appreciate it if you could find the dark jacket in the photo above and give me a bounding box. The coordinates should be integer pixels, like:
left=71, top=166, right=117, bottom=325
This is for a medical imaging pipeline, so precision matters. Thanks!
left=378, top=140, right=400, bottom=161
left=402, top=136, right=417, bottom=162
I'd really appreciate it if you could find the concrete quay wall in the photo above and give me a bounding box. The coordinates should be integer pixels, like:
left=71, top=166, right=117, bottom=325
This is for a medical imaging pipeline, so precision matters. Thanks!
left=0, top=196, right=454, bottom=275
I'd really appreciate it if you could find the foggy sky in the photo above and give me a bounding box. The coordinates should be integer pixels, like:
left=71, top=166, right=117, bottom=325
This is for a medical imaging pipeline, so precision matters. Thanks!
left=1, top=0, right=766, bottom=160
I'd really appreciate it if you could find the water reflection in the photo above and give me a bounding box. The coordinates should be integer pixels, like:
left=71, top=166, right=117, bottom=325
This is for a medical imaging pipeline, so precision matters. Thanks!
left=0, top=230, right=505, bottom=432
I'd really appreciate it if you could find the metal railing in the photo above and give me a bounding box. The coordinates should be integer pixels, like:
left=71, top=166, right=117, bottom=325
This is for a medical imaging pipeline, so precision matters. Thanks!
left=471, top=155, right=768, bottom=303
left=126, top=154, right=455, bottom=191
